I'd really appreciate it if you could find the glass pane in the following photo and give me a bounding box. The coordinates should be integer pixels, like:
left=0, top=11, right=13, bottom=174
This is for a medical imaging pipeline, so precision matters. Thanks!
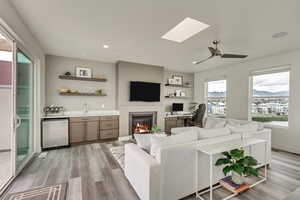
left=252, top=71, right=289, bottom=126
left=207, top=80, right=226, bottom=97
left=0, top=33, right=13, bottom=189
left=207, top=80, right=226, bottom=117
left=16, top=50, right=33, bottom=170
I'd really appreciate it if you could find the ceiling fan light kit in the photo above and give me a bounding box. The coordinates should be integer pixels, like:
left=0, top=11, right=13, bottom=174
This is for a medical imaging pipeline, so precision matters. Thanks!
left=193, top=40, right=248, bottom=65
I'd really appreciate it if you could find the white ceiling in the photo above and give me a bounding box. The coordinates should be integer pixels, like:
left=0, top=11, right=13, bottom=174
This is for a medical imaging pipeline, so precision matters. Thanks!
left=11, top=0, right=300, bottom=72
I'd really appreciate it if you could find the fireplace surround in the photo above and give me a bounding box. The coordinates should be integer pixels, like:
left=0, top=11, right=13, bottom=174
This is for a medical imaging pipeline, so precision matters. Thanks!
left=129, top=112, right=157, bottom=135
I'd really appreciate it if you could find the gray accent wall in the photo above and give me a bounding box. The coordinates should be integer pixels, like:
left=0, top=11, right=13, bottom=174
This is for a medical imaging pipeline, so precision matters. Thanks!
left=46, top=55, right=116, bottom=110
left=116, top=61, right=164, bottom=136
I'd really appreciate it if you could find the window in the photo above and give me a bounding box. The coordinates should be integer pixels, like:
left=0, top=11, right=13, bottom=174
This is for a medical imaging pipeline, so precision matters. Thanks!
left=250, top=70, right=289, bottom=127
left=206, top=79, right=226, bottom=117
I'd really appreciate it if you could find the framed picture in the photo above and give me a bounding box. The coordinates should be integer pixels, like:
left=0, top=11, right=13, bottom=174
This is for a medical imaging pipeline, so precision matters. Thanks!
left=172, top=75, right=183, bottom=85
left=76, top=67, right=92, bottom=78
left=168, top=78, right=177, bottom=85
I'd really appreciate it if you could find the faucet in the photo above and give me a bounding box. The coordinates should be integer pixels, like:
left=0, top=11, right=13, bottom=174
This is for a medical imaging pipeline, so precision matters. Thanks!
left=83, top=103, right=88, bottom=113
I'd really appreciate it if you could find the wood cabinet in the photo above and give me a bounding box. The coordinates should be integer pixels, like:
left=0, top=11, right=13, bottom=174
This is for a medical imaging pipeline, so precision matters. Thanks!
left=70, top=115, right=119, bottom=144
left=99, top=116, right=119, bottom=139
left=70, top=121, right=85, bottom=143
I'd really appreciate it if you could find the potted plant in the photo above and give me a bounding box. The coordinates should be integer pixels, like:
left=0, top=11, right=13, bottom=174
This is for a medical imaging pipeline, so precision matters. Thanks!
left=215, top=149, right=258, bottom=184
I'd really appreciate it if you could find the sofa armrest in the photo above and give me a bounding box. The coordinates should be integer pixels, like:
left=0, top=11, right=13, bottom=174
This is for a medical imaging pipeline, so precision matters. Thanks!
left=124, top=143, right=160, bottom=200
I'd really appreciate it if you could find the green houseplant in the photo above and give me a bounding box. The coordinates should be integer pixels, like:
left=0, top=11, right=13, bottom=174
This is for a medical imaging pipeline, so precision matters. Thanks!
left=215, top=149, right=258, bottom=184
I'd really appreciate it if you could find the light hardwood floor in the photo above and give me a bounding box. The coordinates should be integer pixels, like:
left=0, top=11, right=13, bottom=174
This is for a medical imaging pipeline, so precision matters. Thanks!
left=2, top=142, right=300, bottom=200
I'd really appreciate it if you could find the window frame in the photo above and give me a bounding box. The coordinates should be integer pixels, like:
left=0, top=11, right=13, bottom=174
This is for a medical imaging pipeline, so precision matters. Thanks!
left=205, top=79, right=227, bottom=118
left=248, top=68, right=290, bottom=128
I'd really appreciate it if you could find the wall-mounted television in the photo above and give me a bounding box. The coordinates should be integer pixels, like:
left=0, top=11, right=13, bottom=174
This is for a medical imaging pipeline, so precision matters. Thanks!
left=130, top=81, right=161, bottom=102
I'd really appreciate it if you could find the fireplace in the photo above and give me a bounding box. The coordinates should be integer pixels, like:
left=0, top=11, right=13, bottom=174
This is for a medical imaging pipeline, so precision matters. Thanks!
left=129, top=112, right=157, bottom=135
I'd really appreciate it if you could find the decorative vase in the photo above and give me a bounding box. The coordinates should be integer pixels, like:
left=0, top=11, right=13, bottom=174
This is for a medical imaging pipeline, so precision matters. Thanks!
left=232, top=172, right=245, bottom=185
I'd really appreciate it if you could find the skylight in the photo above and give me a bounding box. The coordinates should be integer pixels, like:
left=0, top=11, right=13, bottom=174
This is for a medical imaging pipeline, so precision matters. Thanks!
left=161, top=17, right=210, bottom=43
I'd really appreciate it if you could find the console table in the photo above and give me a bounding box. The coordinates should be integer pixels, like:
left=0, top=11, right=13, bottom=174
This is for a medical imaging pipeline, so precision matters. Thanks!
left=195, top=138, right=268, bottom=200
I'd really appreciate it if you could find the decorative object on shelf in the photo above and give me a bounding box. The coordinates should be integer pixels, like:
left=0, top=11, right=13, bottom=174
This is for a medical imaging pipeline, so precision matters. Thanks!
left=58, top=88, right=71, bottom=93
left=59, top=92, right=107, bottom=96
left=180, top=91, right=186, bottom=97
left=59, top=75, right=107, bottom=82
left=215, top=149, right=258, bottom=185
left=175, top=89, right=181, bottom=97
left=184, top=82, right=191, bottom=87
left=168, top=78, right=177, bottom=85
left=64, top=71, right=71, bottom=76
left=76, top=67, right=92, bottom=78
left=172, top=75, right=183, bottom=85
left=95, top=89, right=102, bottom=94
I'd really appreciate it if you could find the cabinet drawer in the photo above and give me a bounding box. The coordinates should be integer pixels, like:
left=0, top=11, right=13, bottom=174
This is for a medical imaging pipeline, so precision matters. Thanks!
left=100, top=129, right=118, bottom=139
left=100, top=120, right=119, bottom=130
left=70, top=117, right=99, bottom=122
left=100, top=115, right=119, bottom=121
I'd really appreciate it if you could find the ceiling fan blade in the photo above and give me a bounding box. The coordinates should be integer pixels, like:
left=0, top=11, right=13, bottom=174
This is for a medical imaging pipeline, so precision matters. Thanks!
left=192, top=55, right=214, bottom=65
left=221, top=53, right=248, bottom=58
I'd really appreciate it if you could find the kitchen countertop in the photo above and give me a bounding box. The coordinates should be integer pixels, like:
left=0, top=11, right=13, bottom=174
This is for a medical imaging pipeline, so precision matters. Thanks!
left=41, top=110, right=120, bottom=119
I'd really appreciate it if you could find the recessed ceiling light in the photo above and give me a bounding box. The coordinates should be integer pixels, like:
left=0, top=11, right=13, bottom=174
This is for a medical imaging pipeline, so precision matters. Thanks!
left=0, top=33, right=6, bottom=40
left=161, top=17, right=210, bottom=43
left=272, top=32, right=288, bottom=38
left=103, top=44, right=109, bottom=48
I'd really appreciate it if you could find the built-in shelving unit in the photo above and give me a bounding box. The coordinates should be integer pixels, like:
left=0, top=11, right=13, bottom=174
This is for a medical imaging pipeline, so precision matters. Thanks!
left=59, top=75, right=107, bottom=82
left=59, top=92, right=107, bottom=96
left=165, top=83, right=191, bottom=88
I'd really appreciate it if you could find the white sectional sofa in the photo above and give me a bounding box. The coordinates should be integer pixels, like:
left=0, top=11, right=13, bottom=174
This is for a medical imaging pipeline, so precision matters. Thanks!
left=124, top=117, right=272, bottom=200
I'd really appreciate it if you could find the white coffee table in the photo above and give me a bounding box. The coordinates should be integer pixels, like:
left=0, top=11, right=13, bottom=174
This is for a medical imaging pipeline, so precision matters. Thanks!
left=195, top=138, right=268, bottom=200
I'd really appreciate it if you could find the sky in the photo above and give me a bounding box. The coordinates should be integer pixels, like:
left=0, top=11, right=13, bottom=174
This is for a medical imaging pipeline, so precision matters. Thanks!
left=207, top=80, right=226, bottom=92
left=253, top=71, right=289, bottom=93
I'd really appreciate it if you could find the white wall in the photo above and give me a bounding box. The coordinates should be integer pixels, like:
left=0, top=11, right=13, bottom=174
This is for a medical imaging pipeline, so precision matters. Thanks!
left=46, top=55, right=116, bottom=111
left=0, top=0, right=45, bottom=152
left=194, top=50, right=300, bottom=154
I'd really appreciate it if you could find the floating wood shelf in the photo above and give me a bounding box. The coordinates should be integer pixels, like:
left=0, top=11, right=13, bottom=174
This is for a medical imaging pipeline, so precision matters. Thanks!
left=59, top=92, right=107, bottom=96
left=59, top=75, right=107, bottom=82
left=165, top=96, right=191, bottom=99
left=165, top=83, right=191, bottom=88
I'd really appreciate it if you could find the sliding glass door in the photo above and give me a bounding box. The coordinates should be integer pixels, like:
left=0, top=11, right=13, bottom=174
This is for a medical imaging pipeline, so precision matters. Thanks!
left=15, top=49, right=33, bottom=171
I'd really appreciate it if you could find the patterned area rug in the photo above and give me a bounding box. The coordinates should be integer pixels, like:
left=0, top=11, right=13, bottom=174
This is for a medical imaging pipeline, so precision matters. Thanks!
left=4, top=183, right=67, bottom=200
left=110, top=146, right=125, bottom=169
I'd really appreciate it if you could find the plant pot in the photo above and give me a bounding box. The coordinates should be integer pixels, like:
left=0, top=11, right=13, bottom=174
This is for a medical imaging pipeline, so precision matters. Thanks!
left=232, top=172, right=245, bottom=185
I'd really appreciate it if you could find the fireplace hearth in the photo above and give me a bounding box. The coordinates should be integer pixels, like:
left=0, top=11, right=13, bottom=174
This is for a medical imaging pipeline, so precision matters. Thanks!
left=129, top=112, right=157, bottom=135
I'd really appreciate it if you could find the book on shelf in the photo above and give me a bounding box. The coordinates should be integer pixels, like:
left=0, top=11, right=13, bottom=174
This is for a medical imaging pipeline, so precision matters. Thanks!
left=219, top=177, right=250, bottom=194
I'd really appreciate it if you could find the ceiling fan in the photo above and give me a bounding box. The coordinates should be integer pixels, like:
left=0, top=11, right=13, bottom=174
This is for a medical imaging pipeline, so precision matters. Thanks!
left=192, top=40, right=248, bottom=65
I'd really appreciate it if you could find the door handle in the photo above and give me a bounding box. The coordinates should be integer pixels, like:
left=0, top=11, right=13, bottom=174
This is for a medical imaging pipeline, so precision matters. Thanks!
left=16, top=115, right=21, bottom=128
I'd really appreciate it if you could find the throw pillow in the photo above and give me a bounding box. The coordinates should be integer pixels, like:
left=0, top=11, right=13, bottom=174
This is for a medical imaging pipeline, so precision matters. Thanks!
left=205, top=117, right=227, bottom=129
left=226, top=123, right=259, bottom=134
left=150, top=130, right=197, bottom=157
left=198, top=127, right=231, bottom=139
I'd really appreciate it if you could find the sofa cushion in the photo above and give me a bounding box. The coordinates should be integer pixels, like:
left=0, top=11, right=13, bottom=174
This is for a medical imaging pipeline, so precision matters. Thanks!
left=205, top=117, right=227, bottom=129
left=227, top=119, right=264, bottom=131
left=150, top=130, right=197, bottom=157
left=134, top=134, right=152, bottom=152
left=226, top=123, right=260, bottom=134
left=198, top=127, right=231, bottom=139
left=171, top=126, right=201, bottom=135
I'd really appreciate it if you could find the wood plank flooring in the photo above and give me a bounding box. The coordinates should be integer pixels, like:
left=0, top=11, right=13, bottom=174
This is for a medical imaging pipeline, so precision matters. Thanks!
left=2, top=143, right=300, bottom=200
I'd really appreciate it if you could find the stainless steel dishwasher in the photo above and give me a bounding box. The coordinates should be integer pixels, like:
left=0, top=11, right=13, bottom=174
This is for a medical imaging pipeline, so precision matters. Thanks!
left=42, top=118, right=70, bottom=150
